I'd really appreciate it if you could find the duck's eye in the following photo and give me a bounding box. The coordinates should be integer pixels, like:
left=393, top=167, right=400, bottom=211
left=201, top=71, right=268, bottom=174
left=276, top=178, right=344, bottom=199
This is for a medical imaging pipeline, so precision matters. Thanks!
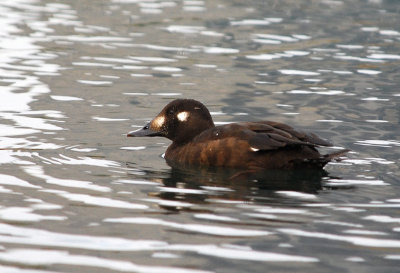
left=168, top=108, right=175, bottom=115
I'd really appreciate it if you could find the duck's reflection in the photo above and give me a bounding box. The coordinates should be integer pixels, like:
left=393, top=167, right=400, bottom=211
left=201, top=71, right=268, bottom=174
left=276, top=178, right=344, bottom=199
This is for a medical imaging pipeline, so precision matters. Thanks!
left=132, top=163, right=335, bottom=209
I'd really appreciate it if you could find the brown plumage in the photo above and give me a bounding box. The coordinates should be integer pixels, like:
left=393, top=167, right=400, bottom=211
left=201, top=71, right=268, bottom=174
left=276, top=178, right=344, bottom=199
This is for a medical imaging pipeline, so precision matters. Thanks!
left=127, top=99, right=348, bottom=170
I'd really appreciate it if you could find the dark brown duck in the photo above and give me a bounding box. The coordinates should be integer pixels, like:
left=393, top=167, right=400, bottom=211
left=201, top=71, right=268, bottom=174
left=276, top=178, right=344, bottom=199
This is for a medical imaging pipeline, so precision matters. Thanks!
left=127, top=99, right=348, bottom=170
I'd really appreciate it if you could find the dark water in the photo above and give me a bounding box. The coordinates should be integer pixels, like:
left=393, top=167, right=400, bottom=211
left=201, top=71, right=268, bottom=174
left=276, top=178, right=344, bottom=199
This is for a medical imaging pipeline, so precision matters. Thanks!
left=1, top=0, right=400, bottom=272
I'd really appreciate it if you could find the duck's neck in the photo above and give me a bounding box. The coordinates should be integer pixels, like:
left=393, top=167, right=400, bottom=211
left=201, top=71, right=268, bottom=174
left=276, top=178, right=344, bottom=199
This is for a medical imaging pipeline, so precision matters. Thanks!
left=174, top=119, right=215, bottom=145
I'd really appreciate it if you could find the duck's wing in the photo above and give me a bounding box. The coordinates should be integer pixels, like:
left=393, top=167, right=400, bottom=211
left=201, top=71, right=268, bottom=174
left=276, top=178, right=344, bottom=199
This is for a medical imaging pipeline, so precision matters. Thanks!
left=240, top=121, right=332, bottom=151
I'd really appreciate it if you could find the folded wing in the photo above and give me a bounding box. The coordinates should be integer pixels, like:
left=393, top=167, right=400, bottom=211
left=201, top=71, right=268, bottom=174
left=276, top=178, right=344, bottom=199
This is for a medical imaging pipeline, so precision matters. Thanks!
left=239, top=121, right=332, bottom=151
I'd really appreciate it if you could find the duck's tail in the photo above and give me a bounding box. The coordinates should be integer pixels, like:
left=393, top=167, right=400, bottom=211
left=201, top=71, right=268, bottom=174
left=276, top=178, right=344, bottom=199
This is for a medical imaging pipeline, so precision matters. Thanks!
left=308, top=149, right=350, bottom=169
left=324, top=149, right=350, bottom=161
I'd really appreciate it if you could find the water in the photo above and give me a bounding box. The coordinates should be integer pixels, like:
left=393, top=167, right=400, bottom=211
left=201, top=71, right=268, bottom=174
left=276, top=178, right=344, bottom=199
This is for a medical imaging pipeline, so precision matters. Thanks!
left=0, top=0, right=399, bottom=272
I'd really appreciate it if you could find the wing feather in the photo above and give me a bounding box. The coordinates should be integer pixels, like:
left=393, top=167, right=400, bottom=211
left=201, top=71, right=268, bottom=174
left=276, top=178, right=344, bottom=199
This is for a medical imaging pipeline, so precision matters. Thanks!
left=193, top=121, right=332, bottom=152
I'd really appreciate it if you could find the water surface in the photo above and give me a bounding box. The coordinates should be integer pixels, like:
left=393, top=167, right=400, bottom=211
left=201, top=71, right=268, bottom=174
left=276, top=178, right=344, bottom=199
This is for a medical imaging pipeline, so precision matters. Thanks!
left=1, top=0, right=400, bottom=272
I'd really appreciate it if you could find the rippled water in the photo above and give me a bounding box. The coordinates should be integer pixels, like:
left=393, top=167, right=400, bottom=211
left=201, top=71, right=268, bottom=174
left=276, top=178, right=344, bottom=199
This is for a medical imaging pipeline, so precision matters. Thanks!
left=0, top=0, right=400, bottom=272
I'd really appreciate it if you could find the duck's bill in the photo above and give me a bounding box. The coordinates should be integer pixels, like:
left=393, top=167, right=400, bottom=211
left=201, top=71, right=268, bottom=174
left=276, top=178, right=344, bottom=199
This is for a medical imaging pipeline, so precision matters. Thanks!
left=127, top=123, right=162, bottom=137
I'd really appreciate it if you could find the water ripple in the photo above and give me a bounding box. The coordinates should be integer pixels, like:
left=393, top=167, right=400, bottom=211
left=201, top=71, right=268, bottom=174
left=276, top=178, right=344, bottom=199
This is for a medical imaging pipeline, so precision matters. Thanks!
left=0, top=223, right=165, bottom=251
left=0, top=248, right=212, bottom=273
left=105, top=217, right=270, bottom=237
left=24, top=165, right=111, bottom=192
left=278, top=228, right=400, bottom=248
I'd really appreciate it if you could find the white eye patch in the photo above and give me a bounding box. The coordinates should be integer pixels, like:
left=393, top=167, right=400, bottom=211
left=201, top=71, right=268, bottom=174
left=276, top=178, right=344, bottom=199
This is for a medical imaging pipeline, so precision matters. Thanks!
left=177, top=111, right=189, bottom=122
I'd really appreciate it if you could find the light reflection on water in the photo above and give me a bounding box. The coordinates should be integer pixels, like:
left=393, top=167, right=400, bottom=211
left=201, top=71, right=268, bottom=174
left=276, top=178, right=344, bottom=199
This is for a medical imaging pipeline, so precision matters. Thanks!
left=0, top=0, right=399, bottom=272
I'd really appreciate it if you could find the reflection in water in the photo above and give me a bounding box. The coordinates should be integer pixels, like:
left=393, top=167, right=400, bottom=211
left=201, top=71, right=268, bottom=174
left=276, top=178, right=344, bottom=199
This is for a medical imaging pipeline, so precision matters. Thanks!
left=162, top=165, right=327, bottom=200
left=127, top=162, right=349, bottom=214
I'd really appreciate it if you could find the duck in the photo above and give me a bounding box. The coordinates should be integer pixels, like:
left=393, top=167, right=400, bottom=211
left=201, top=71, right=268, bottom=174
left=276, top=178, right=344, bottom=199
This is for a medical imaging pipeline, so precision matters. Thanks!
left=127, top=99, right=348, bottom=170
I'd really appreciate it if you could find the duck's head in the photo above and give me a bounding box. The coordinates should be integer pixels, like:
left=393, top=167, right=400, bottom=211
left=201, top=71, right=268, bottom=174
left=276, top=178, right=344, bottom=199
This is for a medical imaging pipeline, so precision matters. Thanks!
left=127, top=99, right=215, bottom=144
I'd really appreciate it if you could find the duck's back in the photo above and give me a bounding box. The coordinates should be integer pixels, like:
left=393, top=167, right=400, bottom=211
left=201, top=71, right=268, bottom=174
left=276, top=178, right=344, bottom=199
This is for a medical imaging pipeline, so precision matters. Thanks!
left=165, top=121, right=334, bottom=169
